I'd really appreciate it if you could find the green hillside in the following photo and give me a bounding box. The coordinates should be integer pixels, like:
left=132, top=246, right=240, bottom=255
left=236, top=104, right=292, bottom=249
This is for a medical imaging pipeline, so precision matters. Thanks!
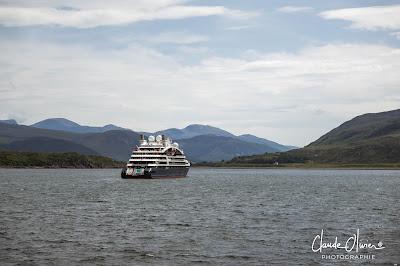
left=0, top=151, right=123, bottom=168
left=309, top=109, right=400, bottom=146
left=222, top=109, right=400, bottom=165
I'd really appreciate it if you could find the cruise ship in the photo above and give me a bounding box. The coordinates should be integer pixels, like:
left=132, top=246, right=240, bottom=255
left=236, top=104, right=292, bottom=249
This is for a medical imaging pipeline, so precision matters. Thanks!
left=121, top=134, right=190, bottom=178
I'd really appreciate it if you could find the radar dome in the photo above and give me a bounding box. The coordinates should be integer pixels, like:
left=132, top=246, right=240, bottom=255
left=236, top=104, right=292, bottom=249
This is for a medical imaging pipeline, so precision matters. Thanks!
left=156, top=135, right=162, bottom=142
left=173, top=142, right=179, bottom=148
left=148, top=135, right=155, bottom=142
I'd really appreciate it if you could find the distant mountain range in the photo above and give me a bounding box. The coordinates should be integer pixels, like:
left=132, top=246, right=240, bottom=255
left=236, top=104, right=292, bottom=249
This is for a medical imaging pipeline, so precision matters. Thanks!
left=226, top=109, right=400, bottom=165
left=0, top=118, right=295, bottom=162
left=155, top=124, right=235, bottom=139
left=31, top=118, right=126, bottom=133
left=0, top=119, right=17, bottom=125
left=0, top=123, right=140, bottom=161
left=3, top=108, right=399, bottom=165
left=178, top=135, right=282, bottom=162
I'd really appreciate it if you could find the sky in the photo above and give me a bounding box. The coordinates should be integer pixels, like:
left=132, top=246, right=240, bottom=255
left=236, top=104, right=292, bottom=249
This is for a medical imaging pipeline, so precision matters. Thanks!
left=0, top=0, right=400, bottom=146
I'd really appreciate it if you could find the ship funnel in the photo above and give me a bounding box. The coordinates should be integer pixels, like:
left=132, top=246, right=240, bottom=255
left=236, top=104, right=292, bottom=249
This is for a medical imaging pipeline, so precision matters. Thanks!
left=162, top=135, right=166, bottom=140
left=140, top=134, right=145, bottom=140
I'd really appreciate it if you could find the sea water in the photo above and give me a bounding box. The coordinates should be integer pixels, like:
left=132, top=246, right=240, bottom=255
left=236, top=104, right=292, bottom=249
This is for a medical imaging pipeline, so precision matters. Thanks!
left=0, top=168, right=399, bottom=265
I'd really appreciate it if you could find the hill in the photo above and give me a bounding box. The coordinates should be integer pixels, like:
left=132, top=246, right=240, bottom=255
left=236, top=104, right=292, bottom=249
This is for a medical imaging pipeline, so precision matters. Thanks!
left=155, top=124, right=294, bottom=153
left=76, top=130, right=141, bottom=161
left=0, top=119, right=18, bottom=125
left=0, top=122, right=283, bottom=162
left=0, top=137, right=98, bottom=155
left=0, top=151, right=123, bottom=168
left=23, top=118, right=296, bottom=154
left=0, top=120, right=295, bottom=162
left=156, top=124, right=235, bottom=139
left=222, top=109, right=400, bottom=165
left=308, top=109, right=400, bottom=146
left=31, top=118, right=126, bottom=133
left=177, top=135, right=281, bottom=162
left=237, top=134, right=295, bottom=152
left=0, top=123, right=140, bottom=161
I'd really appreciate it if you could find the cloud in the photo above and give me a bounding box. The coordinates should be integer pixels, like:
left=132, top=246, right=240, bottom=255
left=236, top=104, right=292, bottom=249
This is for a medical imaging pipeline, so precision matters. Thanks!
left=277, top=6, right=313, bottom=13
left=1, top=40, right=400, bottom=146
left=145, top=32, right=208, bottom=44
left=320, top=4, right=400, bottom=31
left=0, top=4, right=256, bottom=28
left=224, top=25, right=256, bottom=31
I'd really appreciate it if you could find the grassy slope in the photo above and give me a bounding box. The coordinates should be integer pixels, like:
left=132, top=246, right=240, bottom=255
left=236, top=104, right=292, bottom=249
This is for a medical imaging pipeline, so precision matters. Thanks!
left=309, top=109, right=400, bottom=146
left=0, top=151, right=124, bottom=168
left=219, top=109, right=400, bottom=166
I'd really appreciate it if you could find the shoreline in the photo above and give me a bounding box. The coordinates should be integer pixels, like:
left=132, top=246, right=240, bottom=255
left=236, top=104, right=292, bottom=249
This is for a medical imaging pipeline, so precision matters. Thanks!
left=192, top=164, right=400, bottom=170
left=193, top=166, right=400, bottom=170
left=0, top=166, right=122, bottom=169
left=1, top=165, right=400, bottom=170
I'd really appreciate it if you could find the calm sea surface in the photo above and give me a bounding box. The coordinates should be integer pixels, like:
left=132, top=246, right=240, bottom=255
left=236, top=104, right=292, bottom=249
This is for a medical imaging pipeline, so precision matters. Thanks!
left=0, top=168, right=399, bottom=265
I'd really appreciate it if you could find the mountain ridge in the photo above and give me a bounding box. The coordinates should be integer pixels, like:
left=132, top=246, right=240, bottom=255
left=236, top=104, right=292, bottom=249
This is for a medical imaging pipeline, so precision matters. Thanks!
left=177, top=135, right=282, bottom=162
left=31, top=118, right=127, bottom=134
left=0, top=123, right=140, bottom=161
left=7, top=118, right=297, bottom=151
left=0, top=122, right=292, bottom=162
left=222, top=109, right=400, bottom=165
left=155, top=124, right=235, bottom=139
left=237, top=134, right=294, bottom=152
left=0, top=119, right=18, bottom=125
left=29, top=118, right=294, bottom=152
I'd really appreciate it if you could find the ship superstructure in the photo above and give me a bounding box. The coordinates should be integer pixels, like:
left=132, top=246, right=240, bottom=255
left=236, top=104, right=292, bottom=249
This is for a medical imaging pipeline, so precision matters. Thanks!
left=121, top=134, right=190, bottom=178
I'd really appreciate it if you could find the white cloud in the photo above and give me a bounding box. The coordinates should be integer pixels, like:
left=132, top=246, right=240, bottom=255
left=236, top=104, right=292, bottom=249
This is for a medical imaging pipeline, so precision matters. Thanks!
left=0, top=0, right=184, bottom=9
left=224, top=25, right=256, bottom=31
left=320, top=5, right=400, bottom=30
left=277, top=6, right=313, bottom=13
left=1, top=40, right=400, bottom=146
left=145, top=32, right=208, bottom=44
left=0, top=3, right=256, bottom=28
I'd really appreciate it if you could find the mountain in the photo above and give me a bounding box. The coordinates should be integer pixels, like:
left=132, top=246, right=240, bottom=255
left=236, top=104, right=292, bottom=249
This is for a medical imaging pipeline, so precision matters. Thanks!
left=0, top=119, right=18, bottom=125
left=76, top=130, right=141, bottom=161
left=177, top=135, right=281, bottom=162
left=0, top=120, right=295, bottom=162
left=155, top=124, right=295, bottom=153
left=4, top=109, right=399, bottom=164
left=1, top=137, right=98, bottom=155
left=156, top=124, right=235, bottom=139
left=31, top=118, right=126, bottom=133
left=308, top=109, right=400, bottom=146
left=237, top=134, right=295, bottom=152
left=0, top=123, right=140, bottom=161
left=224, top=109, right=400, bottom=165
